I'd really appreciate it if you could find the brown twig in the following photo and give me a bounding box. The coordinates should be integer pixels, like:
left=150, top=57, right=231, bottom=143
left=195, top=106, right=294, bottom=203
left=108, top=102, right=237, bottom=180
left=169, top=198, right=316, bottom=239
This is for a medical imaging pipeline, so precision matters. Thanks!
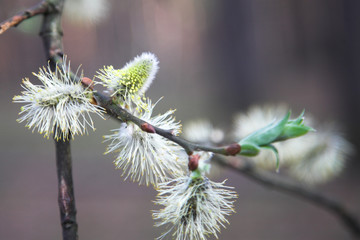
left=55, top=139, right=78, bottom=240
left=92, top=91, right=240, bottom=156
left=1, top=1, right=78, bottom=239
left=214, top=156, right=360, bottom=239
left=39, top=0, right=79, bottom=239
left=0, top=0, right=48, bottom=34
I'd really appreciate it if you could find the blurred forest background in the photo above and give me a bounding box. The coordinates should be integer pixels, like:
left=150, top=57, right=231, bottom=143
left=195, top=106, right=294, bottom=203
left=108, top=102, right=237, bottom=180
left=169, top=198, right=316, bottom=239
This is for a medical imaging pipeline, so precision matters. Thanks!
left=0, top=0, right=359, bottom=239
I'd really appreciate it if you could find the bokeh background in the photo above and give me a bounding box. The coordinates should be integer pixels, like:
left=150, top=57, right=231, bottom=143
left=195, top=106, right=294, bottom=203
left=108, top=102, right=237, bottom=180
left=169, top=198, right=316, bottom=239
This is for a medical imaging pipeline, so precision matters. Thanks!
left=1, top=0, right=360, bottom=239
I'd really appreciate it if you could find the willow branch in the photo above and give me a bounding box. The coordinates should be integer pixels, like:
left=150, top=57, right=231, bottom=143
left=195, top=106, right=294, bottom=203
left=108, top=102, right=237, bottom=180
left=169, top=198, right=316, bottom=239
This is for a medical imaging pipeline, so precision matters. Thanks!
left=40, top=1, right=64, bottom=61
left=1, top=0, right=78, bottom=238
left=92, top=91, right=240, bottom=156
left=14, top=8, right=360, bottom=239
left=214, top=156, right=360, bottom=239
left=55, top=139, right=78, bottom=240
left=0, top=0, right=48, bottom=34
left=91, top=89, right=360, bottom=238
left=39, top=0, right=79, bottom=239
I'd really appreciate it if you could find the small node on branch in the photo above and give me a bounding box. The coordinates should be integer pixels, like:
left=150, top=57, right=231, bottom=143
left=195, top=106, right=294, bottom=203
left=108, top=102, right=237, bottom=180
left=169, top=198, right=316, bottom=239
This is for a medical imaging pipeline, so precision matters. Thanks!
left=12, top=16, right=24, bottom=26
left=48, top=49, right=63, bottom=60
left=188, top=154, right=200, bottom=171
left=81, top=77, right=99, bottom=105
left=225, top=143, right=241, bottom=156
left=141, top=122, right=156, bottom=133
left=81, top=77, right=94, bottom=90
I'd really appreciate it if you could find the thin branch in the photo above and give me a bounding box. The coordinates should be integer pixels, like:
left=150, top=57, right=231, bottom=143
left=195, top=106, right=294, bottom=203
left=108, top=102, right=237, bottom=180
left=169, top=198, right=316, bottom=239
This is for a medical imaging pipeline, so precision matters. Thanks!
left=1, top=0, right=78, bottom=239
left=214, top=156, right=360, bottom=239
left=92, top=91, right=240, bottom=156
left=55, top=139, right=78, bottom=240
left=0, top=0, right=48, bottom=35
left=38, top=0, right=79, bottom=239
left=40, top=1, right=64, bottom=61
left=92, top=89, right=360, bottom=239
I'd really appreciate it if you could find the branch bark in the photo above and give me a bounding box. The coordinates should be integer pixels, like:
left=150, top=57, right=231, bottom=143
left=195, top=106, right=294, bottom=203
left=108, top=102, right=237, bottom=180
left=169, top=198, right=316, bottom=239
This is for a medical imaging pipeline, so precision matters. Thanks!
left=39, top=1, right=79, bottom=239
left=93, top=91, right=240, bottom=156
left=0, top=0, right=48, bottom=34
left=56, top=139, right=78, bottom=240
left=214, top=156, right=360, bottom=239
left=1, top=1, right=78, bottom=239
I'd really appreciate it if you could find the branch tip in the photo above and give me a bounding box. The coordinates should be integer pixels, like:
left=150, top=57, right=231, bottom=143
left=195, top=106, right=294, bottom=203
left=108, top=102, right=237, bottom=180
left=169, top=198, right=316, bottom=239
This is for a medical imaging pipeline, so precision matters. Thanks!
left=0, top=0, right=49, bottom=35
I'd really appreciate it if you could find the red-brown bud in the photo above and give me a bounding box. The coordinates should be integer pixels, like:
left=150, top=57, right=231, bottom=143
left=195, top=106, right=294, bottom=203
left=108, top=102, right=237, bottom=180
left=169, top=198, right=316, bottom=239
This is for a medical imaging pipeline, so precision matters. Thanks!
left=81, top=77, right=94, bottom=90
left=141, top=123, right=156, bottom=133
left=225, top=143, right=241, bottom=156
left=188, top=154, right=200, bottom=171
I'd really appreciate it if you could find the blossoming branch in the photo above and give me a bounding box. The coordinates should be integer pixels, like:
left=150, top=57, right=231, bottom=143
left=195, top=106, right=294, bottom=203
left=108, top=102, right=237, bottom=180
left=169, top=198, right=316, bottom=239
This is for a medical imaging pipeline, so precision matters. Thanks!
left=2, top=1, right=358, bottom=239
left=12, top=52, right=317, bottom=239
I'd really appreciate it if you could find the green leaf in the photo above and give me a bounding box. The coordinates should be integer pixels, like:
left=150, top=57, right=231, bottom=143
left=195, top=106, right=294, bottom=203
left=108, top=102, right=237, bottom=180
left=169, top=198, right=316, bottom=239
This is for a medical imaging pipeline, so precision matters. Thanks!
left=261, top=144, right=280, bottom=172
left=275, top=110, right=315, bottom=142
left=239, top=111, right=290, bottom=147
left=237, top=110, right=313, bottom=172
left=239, top=143, right=261, bottom=156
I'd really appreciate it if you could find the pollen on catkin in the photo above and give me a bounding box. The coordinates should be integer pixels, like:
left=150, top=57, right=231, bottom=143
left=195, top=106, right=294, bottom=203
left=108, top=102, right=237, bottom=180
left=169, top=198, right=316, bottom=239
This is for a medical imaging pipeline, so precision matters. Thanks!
left=103, top=98, right=187, bottom=187
left=96, top=52, right=159, bottom=98
left=13, top=57, right=104, bottom=140
left=153, top=176, right=237, bottom=240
